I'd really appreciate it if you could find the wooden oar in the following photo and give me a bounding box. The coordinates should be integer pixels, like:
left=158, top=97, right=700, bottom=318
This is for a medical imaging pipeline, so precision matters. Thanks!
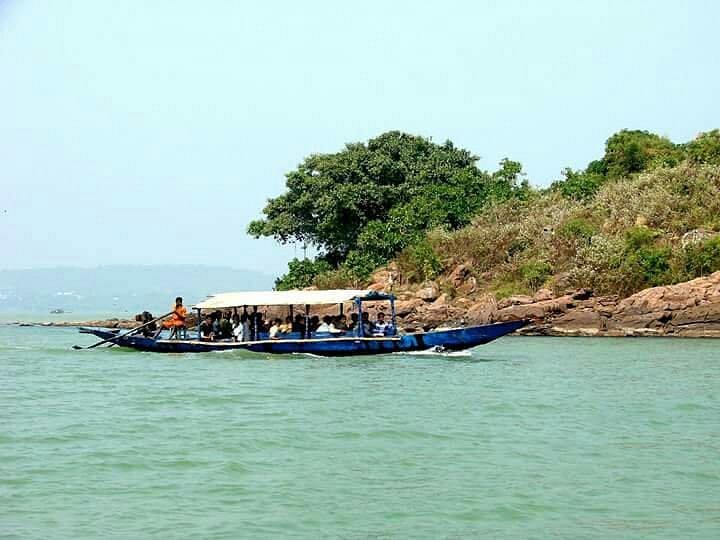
left=72, top=310, right=175, bottom=350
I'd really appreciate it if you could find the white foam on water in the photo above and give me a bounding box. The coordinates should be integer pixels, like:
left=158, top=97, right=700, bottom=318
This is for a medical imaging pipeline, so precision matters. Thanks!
left=404, top=347, right=473, bottom=357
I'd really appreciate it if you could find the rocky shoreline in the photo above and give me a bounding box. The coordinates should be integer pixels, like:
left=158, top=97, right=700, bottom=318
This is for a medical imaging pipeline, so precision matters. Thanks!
left=13, top=271, right=720, bottom=338
left=383, top=271, right=720, bottom=338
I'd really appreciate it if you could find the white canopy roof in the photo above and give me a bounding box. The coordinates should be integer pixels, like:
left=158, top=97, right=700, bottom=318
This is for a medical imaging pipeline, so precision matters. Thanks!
left=194, top=289, right=375, bottom=309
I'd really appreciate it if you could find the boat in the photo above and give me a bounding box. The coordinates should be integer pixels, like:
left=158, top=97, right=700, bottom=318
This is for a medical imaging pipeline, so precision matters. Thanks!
left=78, top=289, right=528, bottom=356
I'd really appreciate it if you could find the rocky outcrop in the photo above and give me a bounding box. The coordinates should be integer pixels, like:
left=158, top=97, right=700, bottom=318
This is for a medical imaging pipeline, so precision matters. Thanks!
left=372, top=271, right=720, bottom=338
left=603, top=272, right=720, bottom=337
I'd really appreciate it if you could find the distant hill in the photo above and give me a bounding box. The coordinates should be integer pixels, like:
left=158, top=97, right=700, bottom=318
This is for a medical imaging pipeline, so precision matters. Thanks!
left=0, top=265, right=274, bottom=313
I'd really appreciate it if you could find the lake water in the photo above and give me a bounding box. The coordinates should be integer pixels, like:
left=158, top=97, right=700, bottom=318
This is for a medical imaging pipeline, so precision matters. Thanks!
left=1, top=325, right=719, bottom=539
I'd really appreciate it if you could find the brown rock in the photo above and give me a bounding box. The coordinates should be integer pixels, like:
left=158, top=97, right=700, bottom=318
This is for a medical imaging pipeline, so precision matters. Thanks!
left=416, top=283, right=440, bottom=302
left=551, top=310, right=603, bottom=333
left=432, top=293, right=449, bottom=307
left=448, top=264, right=472, bottom=287
left=465, top=295, right=498, bottom=324
left=533, top=288, right=554, bottom=302
left=497, top=295, right=534, bottom=310
left=393, top=298, right=423, bottom=318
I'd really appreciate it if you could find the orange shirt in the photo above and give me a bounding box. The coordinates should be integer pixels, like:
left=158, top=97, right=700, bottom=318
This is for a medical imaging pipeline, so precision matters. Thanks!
left=170, top=305, right=187, bottom=327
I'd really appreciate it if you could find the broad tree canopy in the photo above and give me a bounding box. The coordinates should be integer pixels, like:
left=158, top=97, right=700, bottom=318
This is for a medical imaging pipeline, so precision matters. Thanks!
left=248, top=131, right=525, bottom=278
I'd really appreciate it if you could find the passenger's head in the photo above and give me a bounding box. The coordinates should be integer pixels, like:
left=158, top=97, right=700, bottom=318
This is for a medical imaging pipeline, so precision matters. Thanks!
left=285, top=316, right=292, bottom=323
left=361, top=312, right=369, bottom=321
left=273, top=318, right=282, bottom=325
left=377, top=312, right=385, bottom=321
left=322, top=315, right=332, bottom=324
left=295, top=314, right=304, bottom=322
left=175, top=296, right=183, bottom=306
left=350, top=313, right=359, bottom=322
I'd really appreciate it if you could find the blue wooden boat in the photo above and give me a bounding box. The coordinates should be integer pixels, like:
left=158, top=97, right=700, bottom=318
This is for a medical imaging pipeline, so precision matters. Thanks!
left=78, top=290, right=527, bottom=356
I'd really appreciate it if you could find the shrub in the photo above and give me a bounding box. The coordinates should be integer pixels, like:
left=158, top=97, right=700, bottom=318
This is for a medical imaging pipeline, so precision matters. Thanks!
left=686, top=130, right=720, bottom=166
left=558, top=217, right=598, bottom=243
left=343, top=250, right=386, bottom=280
left=275, top=258, right=332, bottom=290
left=520, top=260, right=552, bottom=291
left=682, top=236, right=720, bottom=277
left=569, top=235, right=642, bottom=295
left=554, top=168, right=604, bottom=201
left=624, top=226, right=659, bottom=250
left=631, top=246, right=672, bottom=287
left=395, top=240, right=443, bottom=284
left=313, top=268, right=356, bottom=289
left=492, top=279, right=529, bottom=300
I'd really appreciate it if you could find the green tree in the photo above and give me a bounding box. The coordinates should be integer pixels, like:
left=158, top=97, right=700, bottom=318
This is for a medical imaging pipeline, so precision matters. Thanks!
left=554, top=167, right=604, bottom=200
left=250, top=131, right=524, bottom=279
left=685, top=129, right=720, bottom=165
left=602, top=130, right=681, bottom=178
left=274, top=258, right=331, bottom=290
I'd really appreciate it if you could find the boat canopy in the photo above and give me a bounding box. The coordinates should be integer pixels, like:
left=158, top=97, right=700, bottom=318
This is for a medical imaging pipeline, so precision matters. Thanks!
left=194, top=289, right=392, bottom=310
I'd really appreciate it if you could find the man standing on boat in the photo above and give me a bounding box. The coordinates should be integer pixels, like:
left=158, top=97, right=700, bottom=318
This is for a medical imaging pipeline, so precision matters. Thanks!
left=162, top=296, right=187, bottom=339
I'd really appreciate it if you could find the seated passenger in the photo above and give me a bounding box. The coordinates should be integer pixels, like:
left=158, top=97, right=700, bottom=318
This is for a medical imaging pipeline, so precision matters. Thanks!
left=232, top=315, right=245, bottom=341
left=268, top=318, right=283, bottom=340
left=279, top=316, right=293, bottom=334
left=361, top=312, right=374, bottom=336
left=308, top=316, right=320, bottom=333
left=200, top=315, right=215, bottom=341
left=348, top=313, right=359, bottom=332
left=372, top=312, right=394, bottom=336
left=334, top=314, right=348, bottom=331
left=136, top=311, right=157, bottom=337
left=315, top=315, right=333, bottom=333
left=220, top=312, right=233, bottom=339
left=239, top=313, right=251, bottom=342
left=212, top=311, right=222, bottom=337
left=292, top=314, right=306, bottom=335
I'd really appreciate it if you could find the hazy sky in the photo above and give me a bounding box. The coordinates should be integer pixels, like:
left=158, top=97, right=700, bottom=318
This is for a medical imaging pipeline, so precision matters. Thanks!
left=2, top=1, right=718, bottom=274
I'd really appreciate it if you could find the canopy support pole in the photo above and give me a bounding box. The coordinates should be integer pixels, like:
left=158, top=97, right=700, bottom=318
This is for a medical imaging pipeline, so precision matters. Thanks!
left=196, top=308, right=201, bottom=339
left=252, top=306, right=258, bottom=340
left=390, top=296, right=396, bottom=336
left=356, top=298, right=364, bottom=337
left=305, top=304, right=310, bottom=339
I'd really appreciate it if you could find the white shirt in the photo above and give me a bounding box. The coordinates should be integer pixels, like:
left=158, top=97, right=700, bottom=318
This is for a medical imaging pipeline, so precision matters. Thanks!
left=233, top=322, right=244, bottom=340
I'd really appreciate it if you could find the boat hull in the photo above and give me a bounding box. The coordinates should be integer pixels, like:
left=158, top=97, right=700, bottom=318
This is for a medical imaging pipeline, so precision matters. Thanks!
left=78, top=320, right=527, bottom=356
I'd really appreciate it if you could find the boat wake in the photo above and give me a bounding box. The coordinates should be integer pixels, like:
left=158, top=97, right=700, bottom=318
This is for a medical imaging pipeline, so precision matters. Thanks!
left=404, top=346, right=473, bottom=357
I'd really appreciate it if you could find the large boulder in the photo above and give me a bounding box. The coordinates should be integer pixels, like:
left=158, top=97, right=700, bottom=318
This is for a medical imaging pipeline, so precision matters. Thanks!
left=416, top=283, right=440, bottom=302
left=465, top=295, right=498, bottom=324
left=550, top=310, right=603, bottom=335
left=497, top=295, right=534, bottom=310
left=607, top=272, right=720, bottom=336
left=496, top=294, right=576, bottom=322
left=393, top=298, right=424, bottom=318
left=448, top=264, right=472, bottom=287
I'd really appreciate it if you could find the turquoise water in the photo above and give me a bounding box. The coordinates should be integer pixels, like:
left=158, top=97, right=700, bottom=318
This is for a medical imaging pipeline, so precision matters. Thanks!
left=2, top=326, right=719, bottom=539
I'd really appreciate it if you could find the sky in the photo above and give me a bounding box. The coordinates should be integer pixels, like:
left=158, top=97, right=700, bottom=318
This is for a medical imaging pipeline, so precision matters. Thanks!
left=2, top=0, right=719, bottom=275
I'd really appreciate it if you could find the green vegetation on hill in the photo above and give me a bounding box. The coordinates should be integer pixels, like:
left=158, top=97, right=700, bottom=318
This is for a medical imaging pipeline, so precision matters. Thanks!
left=251, top=129, right=720, bottom=297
